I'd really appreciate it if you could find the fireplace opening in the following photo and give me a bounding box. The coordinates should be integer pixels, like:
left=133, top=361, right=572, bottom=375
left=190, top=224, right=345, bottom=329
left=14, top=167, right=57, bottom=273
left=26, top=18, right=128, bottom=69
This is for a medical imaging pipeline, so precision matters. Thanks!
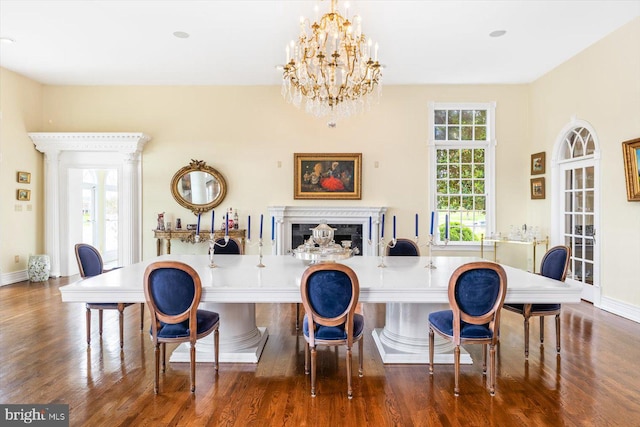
left=291, top=223, right=363, bottom=256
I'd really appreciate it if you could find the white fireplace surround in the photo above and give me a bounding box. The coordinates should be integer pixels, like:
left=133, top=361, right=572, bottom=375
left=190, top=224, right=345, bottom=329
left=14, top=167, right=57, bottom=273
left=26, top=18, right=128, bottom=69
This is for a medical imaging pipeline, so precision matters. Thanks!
left=268, top=206, right=387, bottom=256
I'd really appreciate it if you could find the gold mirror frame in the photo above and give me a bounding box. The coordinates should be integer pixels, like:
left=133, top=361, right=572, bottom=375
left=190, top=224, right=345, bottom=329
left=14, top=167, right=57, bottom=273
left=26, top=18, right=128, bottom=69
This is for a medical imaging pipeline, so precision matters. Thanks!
left=170, top=159, right=227, bottom=215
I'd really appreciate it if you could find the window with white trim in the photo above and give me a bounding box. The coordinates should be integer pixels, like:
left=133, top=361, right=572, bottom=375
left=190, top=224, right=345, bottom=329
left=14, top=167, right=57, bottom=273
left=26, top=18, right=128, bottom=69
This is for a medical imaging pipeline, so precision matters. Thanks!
left=429, top=102, right=496, bottom=244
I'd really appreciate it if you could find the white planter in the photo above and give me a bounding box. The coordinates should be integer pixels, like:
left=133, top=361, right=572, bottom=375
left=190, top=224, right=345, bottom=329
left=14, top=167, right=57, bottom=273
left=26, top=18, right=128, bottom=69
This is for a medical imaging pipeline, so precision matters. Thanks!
left=28, top=255, right=51, bottom=282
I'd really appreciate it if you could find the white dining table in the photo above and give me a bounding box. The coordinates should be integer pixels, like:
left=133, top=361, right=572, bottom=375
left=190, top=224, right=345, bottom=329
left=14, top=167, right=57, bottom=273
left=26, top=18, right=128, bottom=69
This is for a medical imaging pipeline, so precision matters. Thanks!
left=60, top=254, right=583, bottom=364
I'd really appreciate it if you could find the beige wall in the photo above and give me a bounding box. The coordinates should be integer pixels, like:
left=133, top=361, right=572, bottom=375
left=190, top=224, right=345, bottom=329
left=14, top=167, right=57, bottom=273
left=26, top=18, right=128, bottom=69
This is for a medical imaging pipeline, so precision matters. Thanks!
left=0, top=68, right=44, bottom=274
left=39, top=84, right=530, bottom=263
left=529, top=17, right=640, bottom=307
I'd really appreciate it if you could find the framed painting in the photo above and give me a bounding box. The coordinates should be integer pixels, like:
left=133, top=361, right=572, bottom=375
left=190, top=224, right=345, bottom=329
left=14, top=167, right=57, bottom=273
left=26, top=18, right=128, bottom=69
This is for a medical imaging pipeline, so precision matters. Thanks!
left=531, top=152, right=545, bottom=175
left=294, top=153, right=362, bottom=200
left=622, top=137, right=640, bottom=201
left=530, top=177, right=545, bottom=200
left=17, top=171, right=31, bottom=184
left=17, top=189, right=31, bottom=201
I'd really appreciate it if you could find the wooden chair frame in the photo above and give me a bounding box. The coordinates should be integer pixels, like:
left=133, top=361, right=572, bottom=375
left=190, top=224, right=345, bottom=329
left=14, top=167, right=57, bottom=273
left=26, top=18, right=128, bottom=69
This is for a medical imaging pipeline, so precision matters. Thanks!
left=429, top=261, right=507, bottom=396
left=300, top=263, right=364, bottom=399
left=74, top=243, right=143, bottom=348
left=503, top=245, right=571, bottom=358
left=144, top=261, right=219, bottom=393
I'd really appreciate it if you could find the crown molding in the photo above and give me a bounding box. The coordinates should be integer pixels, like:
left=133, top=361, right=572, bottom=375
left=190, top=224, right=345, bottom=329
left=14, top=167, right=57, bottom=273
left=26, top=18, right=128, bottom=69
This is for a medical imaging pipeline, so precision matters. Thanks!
left=29, top=132, right=151, bottom=154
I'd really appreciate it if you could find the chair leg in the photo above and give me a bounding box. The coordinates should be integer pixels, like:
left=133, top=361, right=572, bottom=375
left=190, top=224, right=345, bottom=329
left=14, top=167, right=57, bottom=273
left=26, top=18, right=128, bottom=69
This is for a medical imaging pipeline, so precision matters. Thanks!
left=161, top=343, right=166, bottom=373
left=310, top=346, right=317, bottom=397
left=86, top=307, right=91, bottom=346
left=98, top=309, right=104, bottom=337
left=482, top=343, right=487, bottom=375
left=214, top=328, right=220, bottom=371
left=296, top=303, right=300, bottom=330
left=190, top=342, right=196, bottom=392
left=555, top=314, right=561, bottom=353
left=428, top=327, right=435, bottom=375
left=304, top=342, right=310, bottom=375
left=140, top=303, right=144, bottom=331
left=118, top=303, right=125, bottom=349
left=154, top=343, right=160, bottom=394
left=524, top=316, right=531, bottom=358
left=358, top=337, right=364, bottom=377
left=454, top=345, right=460, bottom=397
left=346, top=347, right=353, bottom=399
left=489, top=344, right=496, bottom=396
left=540, top=316, right=545, bottom=344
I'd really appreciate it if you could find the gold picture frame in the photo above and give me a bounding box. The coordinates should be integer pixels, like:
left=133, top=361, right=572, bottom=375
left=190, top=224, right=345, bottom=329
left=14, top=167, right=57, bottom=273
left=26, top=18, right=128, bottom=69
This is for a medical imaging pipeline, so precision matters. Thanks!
left=530, top=177, right=545, bottom=200
left=531, top=152, right=545, bottom=175
left=622, top=137, right=640, bottom=201
left=294, top=153, right=362, bottom=200
left=17, top=171, right=31, bottom=184
left=17, top=189, right=31, bottom=201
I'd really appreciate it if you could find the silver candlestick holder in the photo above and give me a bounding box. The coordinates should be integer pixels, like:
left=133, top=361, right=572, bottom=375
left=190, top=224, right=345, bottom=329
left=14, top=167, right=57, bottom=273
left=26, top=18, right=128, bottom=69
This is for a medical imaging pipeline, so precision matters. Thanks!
left=369, top=237, right=396, bottom=268
left=419, top=234, right=449, bottom=269
left=246, top=238, right=272, bottom=268
left=206, top=233, right=229, bottom=268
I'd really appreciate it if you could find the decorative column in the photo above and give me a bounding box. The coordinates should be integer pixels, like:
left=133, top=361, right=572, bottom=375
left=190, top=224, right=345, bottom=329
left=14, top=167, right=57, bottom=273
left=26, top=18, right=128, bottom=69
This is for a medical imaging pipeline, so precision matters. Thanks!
left=30, top=132, right=150, bottom=276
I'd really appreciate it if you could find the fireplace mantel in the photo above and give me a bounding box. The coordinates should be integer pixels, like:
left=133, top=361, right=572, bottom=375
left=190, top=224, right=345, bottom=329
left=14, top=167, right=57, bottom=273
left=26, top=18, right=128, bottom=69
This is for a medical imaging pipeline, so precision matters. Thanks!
left=268, top=206, right=387, bottom=256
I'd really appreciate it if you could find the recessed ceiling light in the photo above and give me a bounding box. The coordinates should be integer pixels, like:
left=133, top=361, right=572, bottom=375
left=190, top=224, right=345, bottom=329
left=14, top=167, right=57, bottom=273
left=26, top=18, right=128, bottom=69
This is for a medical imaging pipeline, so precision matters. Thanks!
left=489, top=30, right=507, bottom=38
left=173, top=31, right=190, bottom=39
left=0, top=37, right=16, bottom=44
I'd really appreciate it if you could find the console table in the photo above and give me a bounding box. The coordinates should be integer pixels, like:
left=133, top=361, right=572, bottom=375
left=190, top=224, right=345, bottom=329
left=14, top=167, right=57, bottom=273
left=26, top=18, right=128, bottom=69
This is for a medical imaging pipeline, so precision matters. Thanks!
left=480, top=234, right=549, bottom=273
left=153, top=229, right=246, bottom=255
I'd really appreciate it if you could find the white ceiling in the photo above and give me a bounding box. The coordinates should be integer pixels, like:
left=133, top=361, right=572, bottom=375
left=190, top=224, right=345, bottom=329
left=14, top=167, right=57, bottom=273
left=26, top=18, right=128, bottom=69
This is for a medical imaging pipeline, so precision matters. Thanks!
left=1, top=0, right=639, bottom=86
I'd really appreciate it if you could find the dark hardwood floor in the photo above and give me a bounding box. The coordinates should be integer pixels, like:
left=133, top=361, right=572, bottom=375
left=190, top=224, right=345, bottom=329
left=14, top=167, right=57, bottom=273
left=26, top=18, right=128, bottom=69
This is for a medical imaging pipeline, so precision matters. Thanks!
left=1, top=276, right=639, bottom=426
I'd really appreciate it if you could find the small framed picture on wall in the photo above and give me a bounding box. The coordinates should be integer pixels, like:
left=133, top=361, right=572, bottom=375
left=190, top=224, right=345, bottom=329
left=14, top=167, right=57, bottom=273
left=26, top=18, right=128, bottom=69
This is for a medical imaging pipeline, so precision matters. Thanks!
left=531, top=152, right=545, bottom=175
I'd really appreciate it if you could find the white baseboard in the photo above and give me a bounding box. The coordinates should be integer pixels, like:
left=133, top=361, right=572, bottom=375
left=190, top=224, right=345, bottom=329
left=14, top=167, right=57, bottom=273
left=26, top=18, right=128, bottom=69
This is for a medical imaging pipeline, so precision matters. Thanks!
left=600, top=296, right=640, bottom=324
left=0, top=269, right=29, bottom=287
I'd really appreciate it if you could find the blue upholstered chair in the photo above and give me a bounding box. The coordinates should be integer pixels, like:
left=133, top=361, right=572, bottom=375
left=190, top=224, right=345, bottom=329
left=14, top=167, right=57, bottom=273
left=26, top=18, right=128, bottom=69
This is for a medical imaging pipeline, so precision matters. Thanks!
left=74, top=243, right=143, bottom=348
left=503, top=245, right=571, bottom=358
left=386, top=238, right=420, bottom=256
left=143, top=261, right=220, bottom=393
left=213, top=237, right=243, bottom=254
left=429, top=261, right=507, bottom=396
left=300, top=263, right=364, bottom=399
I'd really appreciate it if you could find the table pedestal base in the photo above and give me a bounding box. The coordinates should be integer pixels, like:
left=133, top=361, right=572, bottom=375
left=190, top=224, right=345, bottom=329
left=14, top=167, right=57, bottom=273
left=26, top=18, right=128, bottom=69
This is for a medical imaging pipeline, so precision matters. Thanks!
left=169, top=303, right=268, bottom=364
left=371, top=302, right=472, bottom=365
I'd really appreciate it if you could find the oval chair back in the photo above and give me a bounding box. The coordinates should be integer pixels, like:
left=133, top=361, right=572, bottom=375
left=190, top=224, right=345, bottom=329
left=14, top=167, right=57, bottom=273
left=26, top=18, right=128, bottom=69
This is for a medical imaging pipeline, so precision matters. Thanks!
left=300, top=263, right=364, bottom=398
left=214, top=237, right=243, bottom=254
left=75, top=243, right=104, bottom=277
left=386, top=238, right=420, bottom=256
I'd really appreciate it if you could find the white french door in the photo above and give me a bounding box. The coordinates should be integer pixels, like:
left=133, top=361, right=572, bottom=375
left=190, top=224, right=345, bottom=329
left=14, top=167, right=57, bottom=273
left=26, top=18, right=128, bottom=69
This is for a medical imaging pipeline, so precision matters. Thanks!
left=555, top=124, right=600, bottom=304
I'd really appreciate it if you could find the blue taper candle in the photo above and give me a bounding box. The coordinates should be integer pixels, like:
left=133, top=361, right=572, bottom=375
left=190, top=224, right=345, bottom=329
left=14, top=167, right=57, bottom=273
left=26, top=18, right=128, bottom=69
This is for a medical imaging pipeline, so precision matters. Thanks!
left=381, top=214, right=385, bottom=238
left=196, top=213, right=201, bottom=235
left=393, top=215, right=396, bottom=239
left=415, top=213, right=418, bottom=237
left=271, top=216, right=275, bottom=240
left=259, top=214, right=264, bottom=239
left=430, top=211, right=434, bottom=235
left=247, top=215, right=251, bottom=240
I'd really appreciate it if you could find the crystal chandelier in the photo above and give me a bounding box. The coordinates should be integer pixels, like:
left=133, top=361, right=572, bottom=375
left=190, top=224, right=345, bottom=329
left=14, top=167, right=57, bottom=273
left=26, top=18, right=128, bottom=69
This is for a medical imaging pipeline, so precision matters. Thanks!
left=282, top=0, right=382, bottom=126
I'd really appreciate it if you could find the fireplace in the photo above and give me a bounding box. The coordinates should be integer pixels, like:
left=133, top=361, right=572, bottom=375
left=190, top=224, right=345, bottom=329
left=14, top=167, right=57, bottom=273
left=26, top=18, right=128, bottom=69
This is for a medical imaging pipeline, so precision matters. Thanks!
left=291, top=223, right=364, bottom=256
left=268, top=206, right=386, bottom=256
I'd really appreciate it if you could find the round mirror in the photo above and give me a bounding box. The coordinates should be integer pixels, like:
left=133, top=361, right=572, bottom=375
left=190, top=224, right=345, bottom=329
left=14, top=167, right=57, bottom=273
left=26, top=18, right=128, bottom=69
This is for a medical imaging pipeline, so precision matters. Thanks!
left=171, top=160, right=227, bottom=215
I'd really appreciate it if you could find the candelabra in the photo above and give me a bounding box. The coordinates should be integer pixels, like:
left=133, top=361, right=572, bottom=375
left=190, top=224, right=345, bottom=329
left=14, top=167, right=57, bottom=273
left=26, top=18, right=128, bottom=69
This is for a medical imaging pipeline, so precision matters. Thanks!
left=246, top=238, right=273, bottom=268
left=369, top=237, right=396, bottom=268
left=417, top=234, right=449, bottom=269
left=196, top=233, right=229, bottom=268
